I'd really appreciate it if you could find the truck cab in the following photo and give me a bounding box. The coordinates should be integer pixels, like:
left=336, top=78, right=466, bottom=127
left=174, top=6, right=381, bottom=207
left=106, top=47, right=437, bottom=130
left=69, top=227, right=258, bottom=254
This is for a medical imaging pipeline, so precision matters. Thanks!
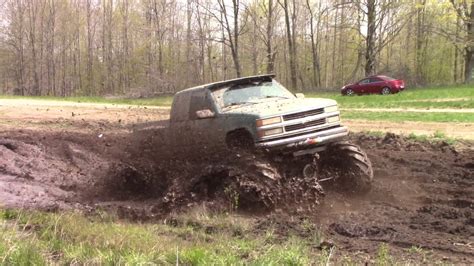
left=169, top=74, right=348, bottom=156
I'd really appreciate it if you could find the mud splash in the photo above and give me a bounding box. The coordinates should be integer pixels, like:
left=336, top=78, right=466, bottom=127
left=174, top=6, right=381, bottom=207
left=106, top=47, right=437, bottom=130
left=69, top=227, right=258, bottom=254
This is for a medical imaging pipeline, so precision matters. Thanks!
left=0, top=129, right=472, bottom=262
left=0, top=129, right=325, bottom=215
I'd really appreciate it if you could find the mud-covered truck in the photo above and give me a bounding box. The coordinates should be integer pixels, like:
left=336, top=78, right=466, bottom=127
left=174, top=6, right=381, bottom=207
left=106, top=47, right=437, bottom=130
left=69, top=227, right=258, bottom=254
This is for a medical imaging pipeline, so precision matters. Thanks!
left=169, top=74, right=373, bottom=192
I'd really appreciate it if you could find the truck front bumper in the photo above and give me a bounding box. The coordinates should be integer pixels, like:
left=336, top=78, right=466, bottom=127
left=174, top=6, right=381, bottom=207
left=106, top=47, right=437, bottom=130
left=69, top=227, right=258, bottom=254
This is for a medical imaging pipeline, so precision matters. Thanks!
left=256, top=125, right=348, bottom=149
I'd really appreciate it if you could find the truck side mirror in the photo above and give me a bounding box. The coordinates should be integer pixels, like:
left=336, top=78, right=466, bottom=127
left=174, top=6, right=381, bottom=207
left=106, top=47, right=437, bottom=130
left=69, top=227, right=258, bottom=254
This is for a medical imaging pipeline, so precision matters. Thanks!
left=295, top=93, right=305, bottom=99
left=196, top=109, right=215, bottom=119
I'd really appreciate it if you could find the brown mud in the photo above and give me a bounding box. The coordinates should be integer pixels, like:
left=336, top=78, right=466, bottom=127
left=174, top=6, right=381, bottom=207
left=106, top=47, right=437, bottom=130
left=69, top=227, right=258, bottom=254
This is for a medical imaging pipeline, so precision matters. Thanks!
left=0, top=128, right=473, bottom=262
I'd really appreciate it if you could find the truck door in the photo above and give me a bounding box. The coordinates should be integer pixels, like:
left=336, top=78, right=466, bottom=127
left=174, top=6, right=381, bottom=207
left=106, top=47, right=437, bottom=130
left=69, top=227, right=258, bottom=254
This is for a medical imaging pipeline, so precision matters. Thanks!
left=188, top=89, right=223, bottom=152
left=169, top=92, right=195, bottom=150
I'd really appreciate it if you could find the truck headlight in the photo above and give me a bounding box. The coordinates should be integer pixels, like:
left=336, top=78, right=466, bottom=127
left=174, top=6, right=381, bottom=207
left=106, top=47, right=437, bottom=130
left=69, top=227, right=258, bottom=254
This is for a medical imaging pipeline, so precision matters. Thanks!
left=258, top=127, right=283, bottom=138
left=325, top=105, right=338, bottom=113
left=256, top=116, right=281, bottom=127
left=326, top=115, right=340, bottom=123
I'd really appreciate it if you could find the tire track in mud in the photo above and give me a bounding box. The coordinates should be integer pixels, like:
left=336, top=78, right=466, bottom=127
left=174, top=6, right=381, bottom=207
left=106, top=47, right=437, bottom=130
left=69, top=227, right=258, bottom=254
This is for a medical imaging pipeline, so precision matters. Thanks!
left=316, top=134, right=473, bottom=263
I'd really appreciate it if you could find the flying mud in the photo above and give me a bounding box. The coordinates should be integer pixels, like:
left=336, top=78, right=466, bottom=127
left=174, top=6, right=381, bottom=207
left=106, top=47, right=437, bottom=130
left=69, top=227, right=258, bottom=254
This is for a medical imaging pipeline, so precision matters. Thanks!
left=0, top=129, right=472, bottom=262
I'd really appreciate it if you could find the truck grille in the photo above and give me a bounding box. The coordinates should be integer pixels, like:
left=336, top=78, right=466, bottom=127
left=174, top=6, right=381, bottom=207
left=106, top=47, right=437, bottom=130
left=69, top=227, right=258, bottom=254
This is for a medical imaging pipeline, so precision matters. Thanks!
left=285, top=118, right=326, bottom=132
left=282, top=108, right=324, bottom=121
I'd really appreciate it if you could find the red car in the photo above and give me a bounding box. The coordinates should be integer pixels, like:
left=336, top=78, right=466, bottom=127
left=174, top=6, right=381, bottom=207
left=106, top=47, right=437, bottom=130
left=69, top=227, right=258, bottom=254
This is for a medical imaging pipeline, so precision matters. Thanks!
left=341, top=75, right=405, bottom=96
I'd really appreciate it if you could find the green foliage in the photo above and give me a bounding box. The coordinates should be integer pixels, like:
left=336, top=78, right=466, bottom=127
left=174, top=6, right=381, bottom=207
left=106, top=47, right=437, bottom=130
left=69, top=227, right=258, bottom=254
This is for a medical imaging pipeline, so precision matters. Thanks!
left=407, top=246, right=429, bottom=263
left=407, top=132, right=456, bottom=144
left=224, top=186, right=240, bottom=211
left=0, top=241, right=46, bottom=266
left=432, top=130, right=446, bottom=139
left=0, top=208, right=448, bottom=264
left=376, top=243, right=393, bottom=265
left=408, top=132, right=429, bottom=142
left=341, top=110, right=474, bottom=123
left=0, top=209, right=315, bottom=265
left=1, top=209, right=19, bottom=220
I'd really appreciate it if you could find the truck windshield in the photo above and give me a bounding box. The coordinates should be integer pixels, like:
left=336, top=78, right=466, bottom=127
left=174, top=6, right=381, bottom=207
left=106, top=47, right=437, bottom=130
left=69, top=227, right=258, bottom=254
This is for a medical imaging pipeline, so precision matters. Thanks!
left=212, top=80, right=295, bottom=110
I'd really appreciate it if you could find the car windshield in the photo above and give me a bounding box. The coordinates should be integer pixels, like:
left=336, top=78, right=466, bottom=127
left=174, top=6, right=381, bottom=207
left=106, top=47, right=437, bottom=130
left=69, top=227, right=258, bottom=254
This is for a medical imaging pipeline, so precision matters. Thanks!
left=212, top=80, right=295, bottom=110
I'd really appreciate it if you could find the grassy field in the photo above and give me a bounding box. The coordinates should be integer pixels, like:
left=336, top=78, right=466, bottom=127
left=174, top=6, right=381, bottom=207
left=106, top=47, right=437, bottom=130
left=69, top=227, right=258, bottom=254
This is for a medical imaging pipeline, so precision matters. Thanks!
left=0, top=85, right=472, bottom=124
left=0, top=208, right=431, bottom=265
left=1, top=85, right=472, bottom=109
left=341, top=111, right=474, bottom=123
left=307, top=85, right=474, bottom=109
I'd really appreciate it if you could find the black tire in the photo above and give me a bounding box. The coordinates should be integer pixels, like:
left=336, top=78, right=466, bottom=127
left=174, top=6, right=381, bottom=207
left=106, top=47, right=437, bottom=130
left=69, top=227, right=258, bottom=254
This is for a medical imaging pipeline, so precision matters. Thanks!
left=321, top=141, right=373, bottom=193
left=381, top=87, right=392, bottom=95
left=345, top=88, right=355, bottom=96
left=226, top=130, right=254, bottom=150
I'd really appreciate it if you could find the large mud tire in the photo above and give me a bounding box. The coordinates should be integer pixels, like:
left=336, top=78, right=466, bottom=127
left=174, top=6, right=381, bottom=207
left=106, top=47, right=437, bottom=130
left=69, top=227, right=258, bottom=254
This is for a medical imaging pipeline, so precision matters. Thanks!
left=321, top=141, right=373, bottom=193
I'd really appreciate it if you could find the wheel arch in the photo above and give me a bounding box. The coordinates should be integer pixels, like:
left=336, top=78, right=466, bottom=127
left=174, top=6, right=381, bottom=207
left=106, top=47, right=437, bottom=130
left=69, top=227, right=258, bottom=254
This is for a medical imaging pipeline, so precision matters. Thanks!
left=225, top=127, right=255, bottom=148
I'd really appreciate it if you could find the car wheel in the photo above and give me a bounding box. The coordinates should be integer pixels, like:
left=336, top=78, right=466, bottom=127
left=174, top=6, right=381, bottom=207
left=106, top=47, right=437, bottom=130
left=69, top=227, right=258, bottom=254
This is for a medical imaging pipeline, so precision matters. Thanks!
left=381, top=87, right=391, bottom=95
left=345, top=88, right=355, bottom=96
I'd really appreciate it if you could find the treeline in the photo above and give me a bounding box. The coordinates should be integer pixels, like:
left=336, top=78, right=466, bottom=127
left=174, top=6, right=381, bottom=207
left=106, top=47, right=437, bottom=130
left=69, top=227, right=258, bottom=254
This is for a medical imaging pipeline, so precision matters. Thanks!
left=0, top=0, right=472, bottom=96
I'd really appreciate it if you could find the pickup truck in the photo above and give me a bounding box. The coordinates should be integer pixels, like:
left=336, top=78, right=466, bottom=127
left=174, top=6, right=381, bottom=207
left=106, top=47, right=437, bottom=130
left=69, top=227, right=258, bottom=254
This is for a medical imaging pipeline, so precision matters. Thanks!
left=167, top=74, right=372, bottom=191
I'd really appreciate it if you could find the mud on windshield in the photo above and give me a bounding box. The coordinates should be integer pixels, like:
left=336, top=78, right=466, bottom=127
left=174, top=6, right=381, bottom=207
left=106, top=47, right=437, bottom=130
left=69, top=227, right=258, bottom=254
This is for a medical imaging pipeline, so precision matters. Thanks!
left=211, top=80, right=295, bottom=110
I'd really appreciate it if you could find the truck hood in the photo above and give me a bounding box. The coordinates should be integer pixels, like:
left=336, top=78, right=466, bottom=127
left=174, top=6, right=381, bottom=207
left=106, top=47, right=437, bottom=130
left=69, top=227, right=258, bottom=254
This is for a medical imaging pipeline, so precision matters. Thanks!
left=222, top=98, right=337, bottom=118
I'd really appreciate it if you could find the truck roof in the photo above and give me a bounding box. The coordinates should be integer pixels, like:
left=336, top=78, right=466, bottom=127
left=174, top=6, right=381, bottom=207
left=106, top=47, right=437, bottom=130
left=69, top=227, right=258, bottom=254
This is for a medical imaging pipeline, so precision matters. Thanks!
left=177, top=74, right=276, bottom=95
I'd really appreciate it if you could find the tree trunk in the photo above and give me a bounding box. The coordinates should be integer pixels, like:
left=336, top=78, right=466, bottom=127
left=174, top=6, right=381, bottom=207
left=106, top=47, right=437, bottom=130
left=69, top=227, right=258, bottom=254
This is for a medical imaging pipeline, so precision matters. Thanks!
left=86, top=0, right=94, bottom=95
left=306, top=0, right=321, bottom=88
left=365, top=0, right=376, bottom=76
left=27, top=0, right=40, bottom=95
left=464, top=2, right=474, bottom=83
left=266, top=0, right=275, bottom=74
left=231, top=0, right=241, bottom=77
left=281, top=0, right=297, bottom=89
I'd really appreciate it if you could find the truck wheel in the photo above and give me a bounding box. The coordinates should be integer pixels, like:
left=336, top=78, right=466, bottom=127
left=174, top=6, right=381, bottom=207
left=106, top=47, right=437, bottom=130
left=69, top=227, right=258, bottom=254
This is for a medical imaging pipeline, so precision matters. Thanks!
left=321, top=141, right=373, bottom=193
left=226, top=130, right=254, bottom=150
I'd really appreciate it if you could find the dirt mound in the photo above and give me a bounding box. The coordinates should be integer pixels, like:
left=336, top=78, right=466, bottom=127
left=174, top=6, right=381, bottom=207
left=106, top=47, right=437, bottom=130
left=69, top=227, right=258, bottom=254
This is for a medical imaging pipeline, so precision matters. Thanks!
left=0, top=131, right=111, bottom=210
left=0, top=129, right=473, bottom=262
left=0, top=129, right=325, bottom=215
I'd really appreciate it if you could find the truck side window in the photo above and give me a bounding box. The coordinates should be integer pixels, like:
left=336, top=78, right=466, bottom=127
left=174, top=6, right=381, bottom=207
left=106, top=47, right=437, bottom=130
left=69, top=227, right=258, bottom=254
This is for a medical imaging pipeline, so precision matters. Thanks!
left=189, top=90, right=213, bottom=120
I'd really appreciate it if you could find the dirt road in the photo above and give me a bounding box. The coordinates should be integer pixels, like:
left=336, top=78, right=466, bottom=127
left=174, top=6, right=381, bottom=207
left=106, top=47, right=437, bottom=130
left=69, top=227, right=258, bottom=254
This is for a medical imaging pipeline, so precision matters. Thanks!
left=0, top=99, right=473, bottom=263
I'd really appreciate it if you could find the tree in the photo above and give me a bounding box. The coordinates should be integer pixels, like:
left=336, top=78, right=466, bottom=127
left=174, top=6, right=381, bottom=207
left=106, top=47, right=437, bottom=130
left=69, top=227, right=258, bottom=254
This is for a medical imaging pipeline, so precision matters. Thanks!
left=0, top=0, right=469, bottom=96
left=305, top=0, right=326, bottom=88
left=216, top=0, right=245, bottom=77
left=279, top=0, right=297, bottom=89
left=450, top=0, right=474, bottom=83
left=356, top=0, right=408, bottom=76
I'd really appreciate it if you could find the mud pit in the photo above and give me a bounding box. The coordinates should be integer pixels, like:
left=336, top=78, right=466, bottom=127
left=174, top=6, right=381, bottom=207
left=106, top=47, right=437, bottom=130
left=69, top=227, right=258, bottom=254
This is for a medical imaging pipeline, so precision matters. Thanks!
left=0, top=127, right=473, bottom=262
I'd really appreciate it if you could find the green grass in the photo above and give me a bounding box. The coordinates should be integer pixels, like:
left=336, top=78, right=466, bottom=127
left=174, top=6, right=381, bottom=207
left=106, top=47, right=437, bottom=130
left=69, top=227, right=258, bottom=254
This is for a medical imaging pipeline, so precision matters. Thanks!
left=0, top=208, right=315, bottom=265
left=341, top=110, right=474, bottom=123
left=407, top=131, right=457, bottom=145
left=0, top=208, right=440, bottom=265
left=357, top=130, right=458, bottom=144
left=1, top=85, right=472, bottom=109
left=1, top=85, right=472, bottom=124
left=308, top=85, right=474, bottom=109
